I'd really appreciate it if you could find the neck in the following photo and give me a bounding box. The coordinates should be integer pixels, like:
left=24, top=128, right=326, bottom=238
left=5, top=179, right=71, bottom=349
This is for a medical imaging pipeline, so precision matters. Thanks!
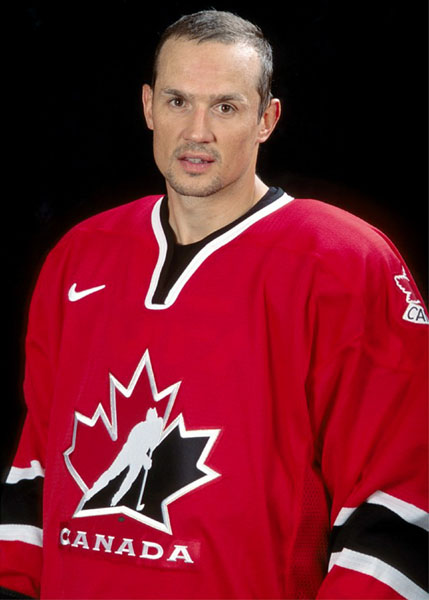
left=166, top=176, right=269, bottom=245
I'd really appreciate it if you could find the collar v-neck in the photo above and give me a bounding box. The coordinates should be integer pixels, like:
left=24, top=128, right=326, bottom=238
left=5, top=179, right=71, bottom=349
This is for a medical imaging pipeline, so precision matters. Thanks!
left=145, top=187, right=294, bottom=310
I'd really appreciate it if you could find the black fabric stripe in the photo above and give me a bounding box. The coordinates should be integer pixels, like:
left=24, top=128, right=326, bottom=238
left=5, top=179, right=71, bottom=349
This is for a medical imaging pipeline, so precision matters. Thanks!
left=152, top=186, right=285, bottom=304
left=0, top=478, right=43, bottom=528
left=329, top=503, right=428, bottom=591
left=0, top=587, right=35, bottom=599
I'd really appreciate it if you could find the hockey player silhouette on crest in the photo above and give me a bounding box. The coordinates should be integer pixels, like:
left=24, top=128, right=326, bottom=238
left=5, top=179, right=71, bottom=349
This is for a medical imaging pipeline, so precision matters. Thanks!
left=84, top=408, right=164, bottom=507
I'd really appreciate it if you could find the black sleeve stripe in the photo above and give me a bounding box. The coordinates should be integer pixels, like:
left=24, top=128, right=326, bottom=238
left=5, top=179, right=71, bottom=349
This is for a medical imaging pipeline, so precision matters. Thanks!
left=0, top=586, right=35, bottom=599
left=329, top=503, right=428, bottom=592
left=1, top=478, right=43, bottom=528
left=329, top=548, right=427, bottom=600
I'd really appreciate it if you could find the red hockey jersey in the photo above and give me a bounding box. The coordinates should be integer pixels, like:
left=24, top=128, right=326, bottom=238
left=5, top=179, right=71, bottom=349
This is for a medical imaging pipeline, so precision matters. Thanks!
left=1, top=190, right=428, bottom=599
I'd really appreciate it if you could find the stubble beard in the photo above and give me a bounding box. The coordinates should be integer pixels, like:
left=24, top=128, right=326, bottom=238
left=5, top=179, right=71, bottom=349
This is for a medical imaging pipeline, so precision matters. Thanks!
left=164, top=143, right=224, bottom=198
left=165, top=169, right=224, bottom=198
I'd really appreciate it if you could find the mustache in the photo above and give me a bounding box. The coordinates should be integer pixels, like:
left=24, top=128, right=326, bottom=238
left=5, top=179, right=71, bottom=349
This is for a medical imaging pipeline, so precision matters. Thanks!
left=173, top=143, right=221, bottom=162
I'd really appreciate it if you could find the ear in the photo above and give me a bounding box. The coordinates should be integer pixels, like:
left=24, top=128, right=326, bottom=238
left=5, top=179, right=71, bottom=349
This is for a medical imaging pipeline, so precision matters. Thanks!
left=142, top=84, right=154, bottom=131
left=257, top=98, right=281, bottom=143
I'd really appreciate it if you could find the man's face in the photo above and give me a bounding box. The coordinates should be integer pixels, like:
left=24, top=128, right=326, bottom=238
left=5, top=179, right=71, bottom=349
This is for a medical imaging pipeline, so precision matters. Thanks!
left=143, top=38, right=276, bottom=199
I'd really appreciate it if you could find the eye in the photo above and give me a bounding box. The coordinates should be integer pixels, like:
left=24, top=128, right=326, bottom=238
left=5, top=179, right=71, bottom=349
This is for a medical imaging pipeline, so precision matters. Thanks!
left=168, top=97, right=186, bottom=109
left=216, top=103, right=236, bottom=115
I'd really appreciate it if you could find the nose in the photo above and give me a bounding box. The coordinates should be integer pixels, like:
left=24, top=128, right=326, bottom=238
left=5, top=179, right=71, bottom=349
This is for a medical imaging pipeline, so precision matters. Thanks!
left=183, top=106, right=215, bottom=144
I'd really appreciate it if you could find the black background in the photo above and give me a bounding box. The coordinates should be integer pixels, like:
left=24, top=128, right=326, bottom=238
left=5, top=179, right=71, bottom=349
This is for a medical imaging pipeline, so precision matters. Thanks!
left=2, top=1, right=427, bottom=475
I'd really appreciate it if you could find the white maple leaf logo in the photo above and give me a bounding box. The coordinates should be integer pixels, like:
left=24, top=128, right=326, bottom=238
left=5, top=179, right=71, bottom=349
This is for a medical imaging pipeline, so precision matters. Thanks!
left=63, top=349, right=221, bottom=534
left=394, top=267, right=420, bottom=305
left=393, top=267, right=428, bottom=324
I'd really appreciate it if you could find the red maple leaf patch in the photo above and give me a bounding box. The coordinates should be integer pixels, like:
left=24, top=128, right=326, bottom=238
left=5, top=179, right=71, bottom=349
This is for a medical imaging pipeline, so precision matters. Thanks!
left=63, top=349, right=220, bottom=534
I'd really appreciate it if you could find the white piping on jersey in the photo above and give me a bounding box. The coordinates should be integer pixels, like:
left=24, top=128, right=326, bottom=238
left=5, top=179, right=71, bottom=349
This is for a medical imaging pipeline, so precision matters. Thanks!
left=0, top=524, right=43, bottom=548
left=145, top=192, right=295, bottom=310
left=6, top=460, right=45, bottom=484
left=332, top=506, right=356, bottom=527
left=328, top=548, right=427, bottom=600
left=333, top=490, right=429, bottom=531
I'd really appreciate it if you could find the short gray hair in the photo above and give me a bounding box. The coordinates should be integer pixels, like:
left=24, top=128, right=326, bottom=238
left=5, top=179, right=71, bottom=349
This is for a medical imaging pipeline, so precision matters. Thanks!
left=151, top=10, right=273, bottom=119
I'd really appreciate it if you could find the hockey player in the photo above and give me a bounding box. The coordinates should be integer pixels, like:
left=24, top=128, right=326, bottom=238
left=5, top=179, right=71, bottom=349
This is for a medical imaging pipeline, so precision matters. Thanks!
left=83, top=408, right=164, bottom=509
left=1, top=9, right=427, bottom=600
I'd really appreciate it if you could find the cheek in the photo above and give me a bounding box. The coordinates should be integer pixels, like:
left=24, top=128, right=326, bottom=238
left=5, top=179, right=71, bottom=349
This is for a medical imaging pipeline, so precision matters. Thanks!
left=222, top=130, right=259, bottom=164
left=152, top=135, right=170, bottom=175
left=153, top=127, right=171, bottom=159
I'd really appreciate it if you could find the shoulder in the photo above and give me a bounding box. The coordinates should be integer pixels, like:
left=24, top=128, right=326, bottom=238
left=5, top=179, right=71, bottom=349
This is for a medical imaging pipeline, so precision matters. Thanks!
left=33, top=194, right=162, bottom=286
left=260, top=196, right=425, bottom=317
left=63, top=194, right=162, bottom=239
left=276, top=197, right=393, bottom=254
left=46, top=194, right=162, bottom=256
left=271, top=196, right=403, bottom=276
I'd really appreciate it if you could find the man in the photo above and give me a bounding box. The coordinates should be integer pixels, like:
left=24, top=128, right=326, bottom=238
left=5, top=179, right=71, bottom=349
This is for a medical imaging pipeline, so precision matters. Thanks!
left=0, top=9, right=427, bottom=600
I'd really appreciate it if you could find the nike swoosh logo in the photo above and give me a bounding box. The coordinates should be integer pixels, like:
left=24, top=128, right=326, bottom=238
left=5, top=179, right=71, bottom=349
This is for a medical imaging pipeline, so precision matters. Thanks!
left=68, top=283, right=106, bottom=302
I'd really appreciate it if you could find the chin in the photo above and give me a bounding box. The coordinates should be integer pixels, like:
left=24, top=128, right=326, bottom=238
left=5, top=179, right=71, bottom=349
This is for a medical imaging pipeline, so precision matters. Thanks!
left=166, top=174, right=224, bottom=198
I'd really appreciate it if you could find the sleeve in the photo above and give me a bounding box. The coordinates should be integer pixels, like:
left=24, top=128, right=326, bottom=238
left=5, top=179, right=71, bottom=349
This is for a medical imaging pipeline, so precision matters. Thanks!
left=307, top=232, right=428, bottom=599
left=0, top=247, right=65, bottom=599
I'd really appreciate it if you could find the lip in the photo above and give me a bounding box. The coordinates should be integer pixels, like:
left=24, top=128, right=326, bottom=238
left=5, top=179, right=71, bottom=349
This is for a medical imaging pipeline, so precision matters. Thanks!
left=178, top=154, right=215, bottom=174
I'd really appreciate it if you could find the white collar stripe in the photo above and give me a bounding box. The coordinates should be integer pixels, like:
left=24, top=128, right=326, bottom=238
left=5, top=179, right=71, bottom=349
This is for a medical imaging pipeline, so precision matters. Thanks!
left=145, top=192, right=294, bottom=310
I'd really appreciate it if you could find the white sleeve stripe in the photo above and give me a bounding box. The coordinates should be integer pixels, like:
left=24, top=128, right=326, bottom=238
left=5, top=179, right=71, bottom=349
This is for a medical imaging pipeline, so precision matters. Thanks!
left=5, top=460, right=45, bottom=484
left=333, top=506, right=357, bottom=527
left=328, top=548, right=427, bottom=600
left=333, top=490, right=429, bottom=531
left=366, top=491, right=429, bottom=532
left=0, top=524, right=43, bottom=547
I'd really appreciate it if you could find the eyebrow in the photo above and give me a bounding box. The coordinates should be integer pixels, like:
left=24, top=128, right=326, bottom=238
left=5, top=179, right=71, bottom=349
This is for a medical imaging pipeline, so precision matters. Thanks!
left=160, top=88, right=249, bottom=105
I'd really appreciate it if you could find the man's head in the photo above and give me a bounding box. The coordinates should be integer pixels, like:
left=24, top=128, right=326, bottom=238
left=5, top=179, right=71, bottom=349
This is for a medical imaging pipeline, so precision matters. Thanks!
left=151, top=10, right=273, bottom=120
left=142, top=10, right=280, bottom=201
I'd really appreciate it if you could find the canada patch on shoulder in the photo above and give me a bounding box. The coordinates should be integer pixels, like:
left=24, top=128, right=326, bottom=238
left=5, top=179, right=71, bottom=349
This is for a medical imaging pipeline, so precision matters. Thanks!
left=394, top=267, right=429, bottom=324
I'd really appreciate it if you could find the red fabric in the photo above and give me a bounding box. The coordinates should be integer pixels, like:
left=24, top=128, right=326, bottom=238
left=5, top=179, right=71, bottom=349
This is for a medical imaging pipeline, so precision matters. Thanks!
left=1, top=195, right=427, bottom=598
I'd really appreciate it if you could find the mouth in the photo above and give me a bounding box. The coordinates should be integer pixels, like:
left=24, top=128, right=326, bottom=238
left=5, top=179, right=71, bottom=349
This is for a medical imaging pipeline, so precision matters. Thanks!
left=184, top=157, right=212, bottom=164
left=178, top=153, right=216, bottom=174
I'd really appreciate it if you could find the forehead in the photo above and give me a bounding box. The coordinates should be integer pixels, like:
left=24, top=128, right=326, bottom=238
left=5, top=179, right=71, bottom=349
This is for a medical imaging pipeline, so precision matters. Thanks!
left=155, top=38, right=261, bottom=98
